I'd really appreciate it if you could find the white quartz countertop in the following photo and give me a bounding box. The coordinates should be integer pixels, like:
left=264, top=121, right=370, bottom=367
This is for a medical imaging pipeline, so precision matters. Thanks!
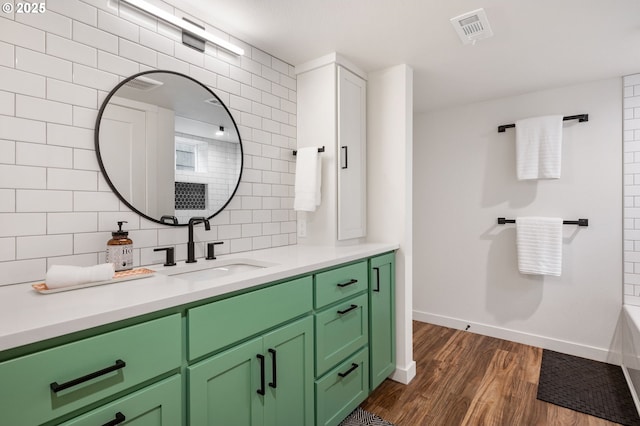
left=0, top=243, right=398, bottom=352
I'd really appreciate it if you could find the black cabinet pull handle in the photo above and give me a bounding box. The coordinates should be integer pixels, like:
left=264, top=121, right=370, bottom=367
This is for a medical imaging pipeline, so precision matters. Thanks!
left=50, top=359, right=126, bottom=393
left=338, top=363, right=359, bottom=378
left=257, top=354, right=266, bottom=395
left=373, top=267, right=380, bottom=292
left=341, top=146, right=348, bottom=169
left=268, top=348, right=277, bottom=389
left=337, top=278, right=358, bottom=288
left=337, top=304, right=358, bottom=315
left=102, top=412, right=126, bottom=426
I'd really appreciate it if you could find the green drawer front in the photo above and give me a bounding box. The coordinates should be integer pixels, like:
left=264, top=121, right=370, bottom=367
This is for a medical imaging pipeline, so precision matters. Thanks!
left=58, top=374, right=182, bottom=426
left=315, top=293, right=368, bottom=376
left=188, top=276, right=313, bottom=361
left=315, top=348, right=369, bottom=426
left=315, top=261, right=368, bottom=309
left=0, top=314, right=181, bottom=426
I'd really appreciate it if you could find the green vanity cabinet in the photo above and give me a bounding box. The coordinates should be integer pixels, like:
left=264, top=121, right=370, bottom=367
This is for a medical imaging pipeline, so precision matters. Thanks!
left=188, top=316, right=314, bottom=426
left=0, top=314, right=182, bottom=426
left=369, top=252, right=396, bottom=391
left=58, top=375, right=182, bottom=426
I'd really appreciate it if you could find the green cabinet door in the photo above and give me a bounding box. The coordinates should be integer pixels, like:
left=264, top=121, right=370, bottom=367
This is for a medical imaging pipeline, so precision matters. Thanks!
left=188, top=338, right=263, bottom=426
left=263, top=316, right=314, bottom=426
left=188, top=317, right=314, bottom=426
left=369, top=252, right=396, bottom=391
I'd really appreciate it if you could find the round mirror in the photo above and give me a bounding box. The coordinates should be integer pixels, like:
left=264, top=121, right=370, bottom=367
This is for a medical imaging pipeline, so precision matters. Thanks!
left=95, top=70, right=243, bottom=226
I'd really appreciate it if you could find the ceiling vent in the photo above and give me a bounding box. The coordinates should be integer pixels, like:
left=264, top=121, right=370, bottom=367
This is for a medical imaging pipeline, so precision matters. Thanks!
left=124, top=75, right=164, bottom=91
left=450, top=8, right=493, bottom=45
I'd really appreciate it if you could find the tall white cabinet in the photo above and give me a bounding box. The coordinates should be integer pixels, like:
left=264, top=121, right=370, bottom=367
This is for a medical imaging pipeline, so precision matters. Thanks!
left=296, top=53, right=367, bottom=244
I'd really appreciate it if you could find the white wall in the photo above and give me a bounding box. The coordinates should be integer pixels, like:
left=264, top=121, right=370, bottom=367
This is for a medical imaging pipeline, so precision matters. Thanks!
left=0, top=0, right=298, bottom=286
left=367, top=64, right=415, bottom=383
left=623, top=73, right=640, bottom=305
left=413, top=78, right=622, bottom=362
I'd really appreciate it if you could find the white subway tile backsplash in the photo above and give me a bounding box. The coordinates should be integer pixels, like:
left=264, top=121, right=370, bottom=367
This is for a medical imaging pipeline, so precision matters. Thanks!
left=0, top=237, right=14, bottom=261
left=48, top=0, right=98, bottom=26
left=48, top=212, right=98, bottom=234
left=73, top=231, right=111, bottom=254
left=15, top=47, right=72, bottom=81
left=230, top=65, right=251, bottom=85
left=218, top=224, right=241, bottom=239
left=97, top=50, right=139, bottom=76
left=73, top=106, right=99, bottom=129
left=47, top=252, right=99, bottom=268
left=73, top=21, right=118, bottom=53
left=626, top=74, right=640, bottom=86
left=47, top=79, right=97, bottom=109
left=230, top=237, right=252, bottom=253
left=73, top=63, right=119, bottom=92
left=16, top=95, right=72, bottom=125
left=0, top=189, right=15, bottom=212
left=261, top=65, right=280, bottom=84
left=230, top=210, right=252, bottom=224
left=0, top=65, right=45, bottom=97
left=48, top=168, right=97, bottom=190
left=139, top=28, right=173, bottom=56
left=120, top=38, right=157, bottom=67
left=272, top=233, right=289, bottom=247
left=98, top=9, right=138, bottom=41
left=0, top=139, right=14, bottom=163
left=189, top=66, right=217, bottom=88
left=98, top=211, right=140, bottom=231
left=252, top=235, right=271, bottom=250
left=242, top=84, right=261, bottom=102
left=47, top=123, right=94, bottom=149
left=0, top=18, right=45, bottom=51
left=0, top=212, right=46, bottom=236
left=0, top=164, right=46, bottom=189
left=0, top=41, right=13, bottom=67
left=174, top=42, right=204, bottom=67
left=16, top=9, right=72, bottom=38
left=262, top=118, right=280, bottom=133
left=47, top=33, right=97, bottom=67
left=16, top=142, right=72, bottom=168
left=252, top=210, right=271, bottom=223
left=271, top=58, right=289, bottom=76
left=0, top=258, right=46, bottom=285
left=204, top=55, right=230, bottom=77
left=625, top=73, right=640, bottom=304
left=73, top=148, right=99, bottom=170
left=16, top=189, right=71, bottom=212
left=73, top=191, right=119, bottom=211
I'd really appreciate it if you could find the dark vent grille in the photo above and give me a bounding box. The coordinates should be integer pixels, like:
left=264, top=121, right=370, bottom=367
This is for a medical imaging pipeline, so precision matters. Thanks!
left=175, top=182, right=206, bottom=210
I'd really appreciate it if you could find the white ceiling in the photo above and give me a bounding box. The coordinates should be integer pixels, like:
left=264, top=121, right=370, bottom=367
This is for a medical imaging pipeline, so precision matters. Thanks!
left=171, top=0, right=640, bottom=113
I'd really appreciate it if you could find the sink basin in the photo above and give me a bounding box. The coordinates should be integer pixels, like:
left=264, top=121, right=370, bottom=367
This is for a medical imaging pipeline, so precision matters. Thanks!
left=158, top=258, right=277, bottom=281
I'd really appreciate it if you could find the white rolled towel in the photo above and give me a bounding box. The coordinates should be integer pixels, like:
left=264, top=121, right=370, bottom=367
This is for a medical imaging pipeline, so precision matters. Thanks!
left=45, top=264, right=115, bottom=289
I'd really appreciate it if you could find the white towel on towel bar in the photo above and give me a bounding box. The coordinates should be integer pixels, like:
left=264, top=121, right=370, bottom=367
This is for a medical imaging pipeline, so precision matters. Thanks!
left=293, top=147, right=321, bottom=212
left=515, top=115, right=563, bottom=180
left=516, top=217, right=563, bottom=276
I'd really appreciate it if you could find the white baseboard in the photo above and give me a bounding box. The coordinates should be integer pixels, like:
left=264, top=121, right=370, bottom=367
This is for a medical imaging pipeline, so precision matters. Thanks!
left=413, top=310, right=616, bottom=364
left=391, top=360, right=416, bottom=384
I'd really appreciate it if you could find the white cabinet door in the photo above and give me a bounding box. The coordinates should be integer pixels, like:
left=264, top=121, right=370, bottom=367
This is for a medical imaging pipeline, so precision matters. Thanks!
left=337, top=66, right=366, bottom=240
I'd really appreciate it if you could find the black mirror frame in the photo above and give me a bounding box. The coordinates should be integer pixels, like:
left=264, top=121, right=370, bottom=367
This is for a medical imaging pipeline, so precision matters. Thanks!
left=94, top=70, right=244, bottom=227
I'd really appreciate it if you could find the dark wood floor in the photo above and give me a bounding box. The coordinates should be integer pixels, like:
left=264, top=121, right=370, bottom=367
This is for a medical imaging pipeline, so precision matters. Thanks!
left=362, top=321, right=621, bottom=426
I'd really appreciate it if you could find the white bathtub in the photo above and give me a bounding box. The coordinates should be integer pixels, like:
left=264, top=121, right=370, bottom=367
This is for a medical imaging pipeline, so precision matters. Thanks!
left=622, top=305, right=640, bottom=412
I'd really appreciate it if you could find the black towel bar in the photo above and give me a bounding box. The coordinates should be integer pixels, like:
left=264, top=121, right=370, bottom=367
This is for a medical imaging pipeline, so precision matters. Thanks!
left=497, top=217, right=588, bottom=227
left=498, top=114, right=589, bottom=133
left=293, top=146, right=325, bottom=156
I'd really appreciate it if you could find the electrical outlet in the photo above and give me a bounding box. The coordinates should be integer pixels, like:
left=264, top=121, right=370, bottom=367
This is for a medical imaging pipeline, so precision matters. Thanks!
left=298, top=218, right=307, bottom=237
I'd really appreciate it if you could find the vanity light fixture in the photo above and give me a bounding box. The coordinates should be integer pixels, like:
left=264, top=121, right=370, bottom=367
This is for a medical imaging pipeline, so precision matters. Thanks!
left=121, top=0, right=245, bottom=56
left=216, top=126, right=225, bottom=136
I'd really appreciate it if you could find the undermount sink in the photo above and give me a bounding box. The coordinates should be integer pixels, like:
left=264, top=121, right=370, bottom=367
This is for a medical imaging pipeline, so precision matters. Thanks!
left=158, top=258, right=277, bottom=281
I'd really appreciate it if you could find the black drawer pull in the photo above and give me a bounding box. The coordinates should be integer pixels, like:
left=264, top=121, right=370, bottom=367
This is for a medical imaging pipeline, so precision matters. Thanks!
left=338, top=363, right=359, bottom=378
left=373, top=267, right=380, bottom=292
left=102, top=412, right=126, bottom=426
left=341, top=146, right=348, bottom=169
left=257, top=354, right=266, bottom=395
left=50, top=359, right=126, bottom=393
left=337, top=279, right=358, bottom=288
left=337, top=304, right=358, bottom=315
left=268, top=348, right=277, bottom=389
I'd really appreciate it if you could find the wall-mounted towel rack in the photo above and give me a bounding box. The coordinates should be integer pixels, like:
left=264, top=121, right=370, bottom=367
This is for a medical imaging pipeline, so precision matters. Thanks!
left=293, top=146, right=325, bottom=156
left=497, top=114, right=589, bottom=133
left=497, top=217, right=589, bottom=226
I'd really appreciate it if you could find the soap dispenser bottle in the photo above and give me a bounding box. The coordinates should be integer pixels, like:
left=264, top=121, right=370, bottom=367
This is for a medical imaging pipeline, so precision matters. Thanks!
left=106, top=221, right=133, bottom=272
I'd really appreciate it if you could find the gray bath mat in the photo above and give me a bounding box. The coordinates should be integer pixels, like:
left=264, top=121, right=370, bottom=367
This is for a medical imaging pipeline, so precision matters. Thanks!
left=537, top=349, right=640, bottom=425
left=339, top=407, right=395, bottom=426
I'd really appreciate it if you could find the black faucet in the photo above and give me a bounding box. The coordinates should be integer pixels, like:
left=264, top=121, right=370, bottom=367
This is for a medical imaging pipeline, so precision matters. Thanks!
left=187, top=217, right=211, bottom=263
